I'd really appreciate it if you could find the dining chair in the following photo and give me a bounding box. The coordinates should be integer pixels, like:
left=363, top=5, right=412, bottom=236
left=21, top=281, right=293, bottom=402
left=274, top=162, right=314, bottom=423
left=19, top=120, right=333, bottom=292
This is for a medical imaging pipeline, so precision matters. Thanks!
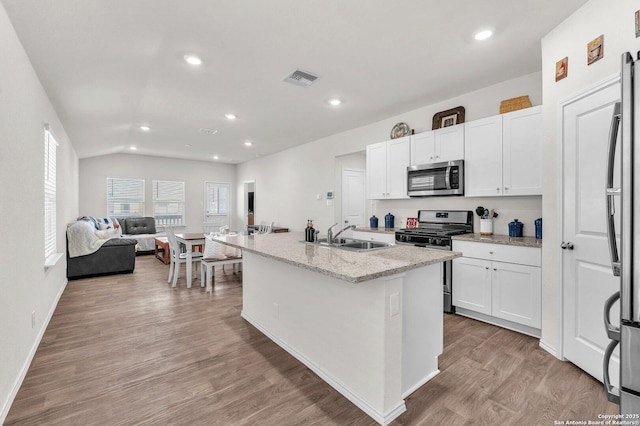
left=200, top=234, right=242, bottom=292
left=165, top=227, right=203, bottom=288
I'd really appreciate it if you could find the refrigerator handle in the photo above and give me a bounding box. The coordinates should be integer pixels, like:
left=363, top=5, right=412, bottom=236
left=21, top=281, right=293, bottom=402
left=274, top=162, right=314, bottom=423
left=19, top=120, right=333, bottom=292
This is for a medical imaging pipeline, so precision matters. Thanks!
left=603, top=339, right=621, bottom=404
left=603, top=291, right=620, bottom=341
left=605, top=102, right=621, bottom=276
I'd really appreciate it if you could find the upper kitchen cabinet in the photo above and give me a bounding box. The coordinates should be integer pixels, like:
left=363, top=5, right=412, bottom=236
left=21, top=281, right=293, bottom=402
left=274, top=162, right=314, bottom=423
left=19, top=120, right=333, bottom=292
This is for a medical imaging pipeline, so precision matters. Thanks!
left=502, top=106, right=542, bottom=196
left=464, top=106, right=542, bottom=197
left=366, top=136, right=410, bottom=199
left=410, top=125, right=464, bottom=166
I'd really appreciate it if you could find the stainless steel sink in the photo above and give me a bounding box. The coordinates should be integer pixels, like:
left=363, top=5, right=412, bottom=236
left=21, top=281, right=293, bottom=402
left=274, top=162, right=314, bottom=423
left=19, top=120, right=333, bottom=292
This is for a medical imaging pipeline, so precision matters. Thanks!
left=302, top=238, right=392, bottom=252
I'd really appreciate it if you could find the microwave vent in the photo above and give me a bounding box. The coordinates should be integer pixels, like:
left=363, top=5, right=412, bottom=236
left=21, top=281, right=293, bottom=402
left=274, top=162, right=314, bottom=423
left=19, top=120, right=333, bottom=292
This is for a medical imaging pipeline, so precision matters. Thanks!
left=282, top=69, right=320, bottom=87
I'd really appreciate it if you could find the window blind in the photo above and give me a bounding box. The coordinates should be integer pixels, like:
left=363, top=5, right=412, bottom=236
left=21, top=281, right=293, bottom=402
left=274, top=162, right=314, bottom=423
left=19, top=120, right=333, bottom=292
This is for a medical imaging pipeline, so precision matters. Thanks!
left=152, top=180, right=185, bottom=226
left=106, top=177, right=145, bottom=218
left=44, top=126, right=58, bottom=259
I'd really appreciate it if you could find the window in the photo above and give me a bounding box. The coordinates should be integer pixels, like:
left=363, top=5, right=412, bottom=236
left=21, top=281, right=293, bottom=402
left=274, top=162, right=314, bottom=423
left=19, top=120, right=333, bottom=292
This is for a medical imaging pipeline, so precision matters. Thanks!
left=204, top=182, right=230, bottom=230
left=107, top=177, right=145, bottom=218
left=44, top=125, right=58, bottom=260
left=152, top=180, right=185, bottom=226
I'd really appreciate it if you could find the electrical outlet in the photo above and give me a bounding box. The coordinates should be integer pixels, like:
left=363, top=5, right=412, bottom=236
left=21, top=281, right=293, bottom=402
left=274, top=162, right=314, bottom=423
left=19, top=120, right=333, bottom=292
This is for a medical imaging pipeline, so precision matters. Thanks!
left=31, top=311, right=36, bottom=328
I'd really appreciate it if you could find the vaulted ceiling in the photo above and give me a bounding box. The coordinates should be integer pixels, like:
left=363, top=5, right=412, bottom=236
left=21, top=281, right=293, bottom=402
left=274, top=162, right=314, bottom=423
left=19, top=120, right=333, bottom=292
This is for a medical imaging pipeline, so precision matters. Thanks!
left=2, top=0, right=589, bottom=163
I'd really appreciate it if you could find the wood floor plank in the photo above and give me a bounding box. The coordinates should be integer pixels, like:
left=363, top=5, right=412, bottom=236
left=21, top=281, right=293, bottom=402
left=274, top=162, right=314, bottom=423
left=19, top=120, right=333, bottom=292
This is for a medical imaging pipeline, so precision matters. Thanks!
left=5, top=255, right=619, bottom=425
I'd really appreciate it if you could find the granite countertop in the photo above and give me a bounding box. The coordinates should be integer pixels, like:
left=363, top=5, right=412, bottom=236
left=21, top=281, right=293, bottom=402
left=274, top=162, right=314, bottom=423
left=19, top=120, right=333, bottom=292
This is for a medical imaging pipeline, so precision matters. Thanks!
left=452, top=233, right=542, bottom=248
left=211, top=232, right=459, bottom=283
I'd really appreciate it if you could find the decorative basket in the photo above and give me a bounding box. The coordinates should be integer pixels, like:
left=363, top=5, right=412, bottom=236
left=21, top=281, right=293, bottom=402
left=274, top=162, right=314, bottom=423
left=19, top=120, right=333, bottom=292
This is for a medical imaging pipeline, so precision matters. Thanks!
left=499, top=95, right=532, bottom=114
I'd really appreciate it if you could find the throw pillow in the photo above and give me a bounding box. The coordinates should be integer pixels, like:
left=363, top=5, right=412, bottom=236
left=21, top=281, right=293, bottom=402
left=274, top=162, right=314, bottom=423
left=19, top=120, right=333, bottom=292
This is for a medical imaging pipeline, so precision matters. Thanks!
left=203, top=235, right=228, bottom=260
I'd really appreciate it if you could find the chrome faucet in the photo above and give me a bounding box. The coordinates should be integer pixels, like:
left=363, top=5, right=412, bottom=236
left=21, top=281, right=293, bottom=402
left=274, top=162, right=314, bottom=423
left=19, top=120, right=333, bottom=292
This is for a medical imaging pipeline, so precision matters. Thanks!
left=334, top=224, right=357, bottom=241
left=327, top=223, right=339, bottom=244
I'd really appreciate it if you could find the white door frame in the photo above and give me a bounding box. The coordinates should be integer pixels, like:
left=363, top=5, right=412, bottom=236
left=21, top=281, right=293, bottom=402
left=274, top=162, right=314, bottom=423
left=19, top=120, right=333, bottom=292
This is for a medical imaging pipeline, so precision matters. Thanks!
left=556, top=73, right=620, bottom=361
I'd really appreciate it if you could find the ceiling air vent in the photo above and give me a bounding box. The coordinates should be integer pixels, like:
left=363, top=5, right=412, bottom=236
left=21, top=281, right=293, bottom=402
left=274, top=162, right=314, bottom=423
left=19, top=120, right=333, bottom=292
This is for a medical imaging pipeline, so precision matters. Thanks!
left=282, top=69, right=320, bottom=87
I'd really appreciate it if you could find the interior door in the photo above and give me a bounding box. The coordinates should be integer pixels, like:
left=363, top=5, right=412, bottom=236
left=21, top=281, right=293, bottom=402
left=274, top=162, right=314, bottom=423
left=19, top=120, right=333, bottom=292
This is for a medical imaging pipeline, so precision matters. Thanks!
left=562, top=77, right=620, bottom=386
left=341, top=168, right=365, bottom=227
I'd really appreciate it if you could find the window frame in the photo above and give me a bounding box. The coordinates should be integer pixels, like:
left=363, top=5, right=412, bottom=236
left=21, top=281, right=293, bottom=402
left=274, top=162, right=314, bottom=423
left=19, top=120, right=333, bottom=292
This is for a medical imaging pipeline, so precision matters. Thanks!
left=44, top=125, right=58, bottom=264
left=152, top=179, right=186, bottom=227
left=106, top=177, right=146, bottom=219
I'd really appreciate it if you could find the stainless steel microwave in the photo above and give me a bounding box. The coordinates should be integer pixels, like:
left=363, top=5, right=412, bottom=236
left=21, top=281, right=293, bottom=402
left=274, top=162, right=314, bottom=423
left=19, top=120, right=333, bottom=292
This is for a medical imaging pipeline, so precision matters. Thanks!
left=407, top=160, right=464, bottom=197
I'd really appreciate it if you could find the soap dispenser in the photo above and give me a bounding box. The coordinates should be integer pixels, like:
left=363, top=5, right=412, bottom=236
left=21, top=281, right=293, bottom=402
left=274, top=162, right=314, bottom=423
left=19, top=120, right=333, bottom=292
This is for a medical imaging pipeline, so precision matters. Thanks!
left=305, top=220, right=316, bottom=242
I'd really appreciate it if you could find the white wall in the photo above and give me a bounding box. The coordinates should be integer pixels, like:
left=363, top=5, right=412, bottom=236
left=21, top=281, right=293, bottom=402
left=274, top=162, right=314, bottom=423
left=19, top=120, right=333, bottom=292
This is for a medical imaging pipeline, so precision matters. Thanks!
left=0, top=2, right=79, bottom=421
left=79, top=154, right=237, bottom=233
left=236, top=72, right=543, bottom=235
left=539, top=0, right=640, bottom=356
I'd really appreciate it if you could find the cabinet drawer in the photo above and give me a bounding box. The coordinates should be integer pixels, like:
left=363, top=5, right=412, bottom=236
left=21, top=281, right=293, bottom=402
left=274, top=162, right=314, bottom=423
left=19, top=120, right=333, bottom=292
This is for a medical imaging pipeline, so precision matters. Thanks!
left=452, top=240, right=541, bottom=267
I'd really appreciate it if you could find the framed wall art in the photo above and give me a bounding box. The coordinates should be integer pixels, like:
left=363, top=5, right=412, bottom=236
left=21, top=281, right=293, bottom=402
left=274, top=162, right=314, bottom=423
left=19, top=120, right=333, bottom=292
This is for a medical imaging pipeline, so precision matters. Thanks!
left=432, top=106, right=465, bottom=130
left=555, top=57, right=568, bottom=81
left=587, top=35, right=604, bottom=65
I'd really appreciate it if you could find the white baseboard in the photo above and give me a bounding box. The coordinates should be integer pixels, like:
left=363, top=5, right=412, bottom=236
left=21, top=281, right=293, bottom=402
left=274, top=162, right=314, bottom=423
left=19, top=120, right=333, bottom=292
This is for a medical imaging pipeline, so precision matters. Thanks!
left=0, top=279, right=68, bottom=424
left=538, top=339, right=558, bottom=358
left=455, top=308, right=541, bottom=338
left=241, top=310, right=406, bottom=425
left=402, top=368, right=440, bottom=399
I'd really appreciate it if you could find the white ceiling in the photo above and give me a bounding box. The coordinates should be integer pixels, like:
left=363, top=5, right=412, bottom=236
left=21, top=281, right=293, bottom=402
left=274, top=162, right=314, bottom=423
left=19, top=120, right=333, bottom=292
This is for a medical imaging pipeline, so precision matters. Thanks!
left=2, top=0, right=588, bottom=164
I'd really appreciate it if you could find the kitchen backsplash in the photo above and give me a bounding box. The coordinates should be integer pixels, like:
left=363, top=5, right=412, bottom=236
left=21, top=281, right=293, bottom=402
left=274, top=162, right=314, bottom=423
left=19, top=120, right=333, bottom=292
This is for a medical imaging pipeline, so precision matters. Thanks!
left=368, top=196, right=542, bottom=237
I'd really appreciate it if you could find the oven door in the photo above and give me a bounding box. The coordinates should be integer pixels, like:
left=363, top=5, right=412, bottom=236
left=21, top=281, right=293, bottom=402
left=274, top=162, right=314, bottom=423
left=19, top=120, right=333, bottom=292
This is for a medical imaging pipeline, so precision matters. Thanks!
left=407, top=160, right=463, bottom=197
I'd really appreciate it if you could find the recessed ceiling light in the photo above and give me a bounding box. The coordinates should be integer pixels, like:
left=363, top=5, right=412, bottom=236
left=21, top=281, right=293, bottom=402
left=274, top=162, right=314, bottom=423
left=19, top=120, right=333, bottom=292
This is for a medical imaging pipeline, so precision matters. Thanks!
left=140, top=125, right=150, bottom=131
left=213, top=155, right=219, bottom=160
left=185, top=144, right=192, bottom=147
left=225, top=113, right=237, bottom=120
left=184, top=55, right=202, bottom=66
left=474, top=29, right=493, bottom=41
left=199, top=128, right=219, bottom=135
left=244, top=141, right=252, bottom=147
left=329, top=98, right=342, bottom=106
left=129, top=146, right=137, bottom=151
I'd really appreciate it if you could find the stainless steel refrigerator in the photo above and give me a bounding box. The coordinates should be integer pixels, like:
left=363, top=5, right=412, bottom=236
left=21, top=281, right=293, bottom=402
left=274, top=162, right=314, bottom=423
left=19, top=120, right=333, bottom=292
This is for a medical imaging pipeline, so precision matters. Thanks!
left=604, top=51, right=640, bottom=414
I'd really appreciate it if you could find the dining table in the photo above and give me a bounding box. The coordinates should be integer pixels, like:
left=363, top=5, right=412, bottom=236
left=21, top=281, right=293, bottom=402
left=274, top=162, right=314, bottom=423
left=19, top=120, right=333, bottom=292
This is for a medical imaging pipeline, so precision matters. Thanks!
left=175, top=233, right=205, bottom=288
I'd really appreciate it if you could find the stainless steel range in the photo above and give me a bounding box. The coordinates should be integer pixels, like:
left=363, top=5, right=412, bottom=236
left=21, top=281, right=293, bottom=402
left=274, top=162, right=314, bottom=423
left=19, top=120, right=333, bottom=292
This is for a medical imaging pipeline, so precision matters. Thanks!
left=395, top=210, right=473, bottom=313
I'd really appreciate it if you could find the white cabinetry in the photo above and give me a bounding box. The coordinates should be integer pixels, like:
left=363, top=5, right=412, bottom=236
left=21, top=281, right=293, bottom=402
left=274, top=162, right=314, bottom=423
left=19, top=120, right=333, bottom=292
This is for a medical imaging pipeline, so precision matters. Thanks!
left=410, top=125, right=464, bottom=165
left=452, top=240, right=541, bottom=334
left=366, top=136, right=410, bottom=199
left=464, top=106, right=542, bottom=197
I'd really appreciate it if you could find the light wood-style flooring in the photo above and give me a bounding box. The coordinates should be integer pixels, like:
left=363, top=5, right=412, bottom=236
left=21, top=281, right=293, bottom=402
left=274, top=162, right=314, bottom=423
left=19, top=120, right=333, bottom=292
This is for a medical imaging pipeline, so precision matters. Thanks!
left=6, top=255, right=618, bottom=425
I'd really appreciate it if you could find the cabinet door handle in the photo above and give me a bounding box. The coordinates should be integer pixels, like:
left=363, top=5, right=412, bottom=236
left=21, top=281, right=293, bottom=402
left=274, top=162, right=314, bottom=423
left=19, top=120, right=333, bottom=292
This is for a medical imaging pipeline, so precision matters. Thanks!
left=496, top=188, right=500, bottom=192
left=561, top=242, right=575, bottom=250
left=493, top=268, right=497, bottom=271
left=504, top=187, right=509, bottom=191
left=485, top=267, right=489, bottom=270
left=489, top=251, right=493, bottom=254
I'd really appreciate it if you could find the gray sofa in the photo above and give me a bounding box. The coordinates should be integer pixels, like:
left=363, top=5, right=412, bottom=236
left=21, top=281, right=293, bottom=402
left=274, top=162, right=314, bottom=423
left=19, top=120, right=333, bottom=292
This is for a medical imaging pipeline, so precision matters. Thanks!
left=118, top=217, right=165, bottom=253
left=66, top=235, right=138, bottom=279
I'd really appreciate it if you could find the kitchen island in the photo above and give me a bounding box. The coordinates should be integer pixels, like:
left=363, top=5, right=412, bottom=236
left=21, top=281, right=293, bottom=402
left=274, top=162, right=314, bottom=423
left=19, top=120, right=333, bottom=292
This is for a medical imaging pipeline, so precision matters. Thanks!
left=211, top=232, right=459, bottom=425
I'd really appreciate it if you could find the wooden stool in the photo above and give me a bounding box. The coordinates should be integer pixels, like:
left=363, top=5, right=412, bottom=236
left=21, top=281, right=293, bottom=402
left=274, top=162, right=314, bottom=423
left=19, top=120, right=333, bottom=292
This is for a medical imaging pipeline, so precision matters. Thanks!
left=154, top=237, right=170, bottom=265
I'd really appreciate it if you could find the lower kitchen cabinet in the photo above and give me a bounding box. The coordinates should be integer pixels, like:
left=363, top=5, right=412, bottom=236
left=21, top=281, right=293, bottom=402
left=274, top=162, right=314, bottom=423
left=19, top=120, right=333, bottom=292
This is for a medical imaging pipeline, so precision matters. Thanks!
left=452, top=240, right=541, bottom=334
